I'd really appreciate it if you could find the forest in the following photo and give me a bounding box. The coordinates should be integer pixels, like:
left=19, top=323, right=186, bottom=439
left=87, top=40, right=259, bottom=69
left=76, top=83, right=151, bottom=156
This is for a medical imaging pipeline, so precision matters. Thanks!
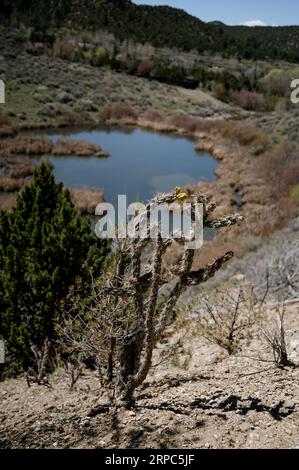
left=1, top=0, right=299, bottom=62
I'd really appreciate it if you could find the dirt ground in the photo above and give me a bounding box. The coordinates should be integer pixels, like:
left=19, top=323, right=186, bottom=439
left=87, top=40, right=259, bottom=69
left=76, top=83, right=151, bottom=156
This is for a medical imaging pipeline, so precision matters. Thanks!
left=0, top=300, right=298, bottom=450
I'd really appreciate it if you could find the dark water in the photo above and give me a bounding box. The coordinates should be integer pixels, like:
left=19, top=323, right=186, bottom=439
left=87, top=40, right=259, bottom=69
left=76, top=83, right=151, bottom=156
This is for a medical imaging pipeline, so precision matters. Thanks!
left=38, top=126, right=218, bottom=205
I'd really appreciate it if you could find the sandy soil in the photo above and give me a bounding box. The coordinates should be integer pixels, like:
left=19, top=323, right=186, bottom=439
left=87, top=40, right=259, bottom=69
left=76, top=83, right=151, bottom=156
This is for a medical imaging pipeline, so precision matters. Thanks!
left=0, top=299, right=298, bottom=450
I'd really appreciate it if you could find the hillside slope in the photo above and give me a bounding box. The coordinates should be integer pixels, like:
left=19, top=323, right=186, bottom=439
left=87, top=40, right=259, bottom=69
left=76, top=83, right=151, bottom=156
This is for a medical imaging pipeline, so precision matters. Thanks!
left=0, top=219, right=298, bottom=449
left=1, top=0, right=299, bottom=62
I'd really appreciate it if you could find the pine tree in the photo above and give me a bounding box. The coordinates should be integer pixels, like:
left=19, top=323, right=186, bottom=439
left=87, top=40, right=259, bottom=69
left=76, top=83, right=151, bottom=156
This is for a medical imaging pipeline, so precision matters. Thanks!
left=0, top=164, right=109, bottom=375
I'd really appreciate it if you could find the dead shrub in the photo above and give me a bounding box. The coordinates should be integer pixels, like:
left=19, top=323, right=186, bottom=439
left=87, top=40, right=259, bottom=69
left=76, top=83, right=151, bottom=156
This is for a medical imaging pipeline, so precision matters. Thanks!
left=1, top=136, right=53, bottom=155
left=168, top=115, right=218, bottom=134
left=0, top=126, right=17, bottom=138
left=70, top=188, right=105, bottom=215
left=217, top=121, right=270, bottom=147
left=25, top=338, right=51, bottom=388
left=57, top=111, right=84, bottom=127
left=0, top=176, right=26, bottom=192
left=260, top=72, right=290, bottom=98
left=194, top=285, right=263, bottom=355
left=259, top=143, right=299, bottom=197
left=0, top=112, right=10, bottom=127
left=142, top=109, right=165, bottom=122
left=52, top=38, right=76, bottom=60
left=0, top=193, right=17, bottom=211
left=213, top=82, right=228, bottom=102
left=65, top=360, right=83, bottom=390
left=230, top=90, right=266, bottom=111
left=52, top=139, right=108, bottom=157
left=137, top=59, right=154, bottom=77
left=262, top=307, right=295, bottom=368
left=59, top=189, right=243, bottom=408
left=248, top=239, right=299, bottom=300
left=6, top=160, right=37, bottom=179
left=100, top=104, right=138, bottom=122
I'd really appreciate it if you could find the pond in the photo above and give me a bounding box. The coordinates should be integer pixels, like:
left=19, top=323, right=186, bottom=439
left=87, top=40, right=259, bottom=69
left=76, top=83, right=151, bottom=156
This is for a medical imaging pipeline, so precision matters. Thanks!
left=36, top=126, right=218, bottom=205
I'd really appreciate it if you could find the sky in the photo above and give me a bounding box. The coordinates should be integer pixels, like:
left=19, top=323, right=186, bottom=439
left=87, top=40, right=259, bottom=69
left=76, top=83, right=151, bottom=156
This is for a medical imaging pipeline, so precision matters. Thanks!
left=133, top=0, right=299, bottom=26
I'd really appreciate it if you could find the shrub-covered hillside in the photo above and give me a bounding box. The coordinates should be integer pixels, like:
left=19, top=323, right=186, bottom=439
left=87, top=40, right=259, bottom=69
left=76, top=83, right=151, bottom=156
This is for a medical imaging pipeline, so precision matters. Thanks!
left=1, top=0, right=299, bottom=62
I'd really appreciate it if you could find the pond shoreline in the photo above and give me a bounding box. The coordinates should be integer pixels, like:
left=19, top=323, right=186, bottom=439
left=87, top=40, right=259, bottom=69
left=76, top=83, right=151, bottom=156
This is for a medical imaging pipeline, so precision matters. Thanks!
left=31, top=125, right=218, bottom=207
left=0, top=114, right=296, bottom=261
left=0, top=118, right=218, bottom=213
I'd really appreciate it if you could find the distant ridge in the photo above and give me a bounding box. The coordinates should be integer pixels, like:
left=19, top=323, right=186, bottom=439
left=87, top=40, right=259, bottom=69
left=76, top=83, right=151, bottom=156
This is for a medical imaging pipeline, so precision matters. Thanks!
left=1, top=0, right=299, bottom=62
left=208, top=21, right=227, bottom=26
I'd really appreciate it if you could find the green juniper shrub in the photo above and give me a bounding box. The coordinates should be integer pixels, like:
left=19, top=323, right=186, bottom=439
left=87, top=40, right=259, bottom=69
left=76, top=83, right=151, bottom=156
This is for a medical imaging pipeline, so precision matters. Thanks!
left=0, top=163, right=110, bottom=377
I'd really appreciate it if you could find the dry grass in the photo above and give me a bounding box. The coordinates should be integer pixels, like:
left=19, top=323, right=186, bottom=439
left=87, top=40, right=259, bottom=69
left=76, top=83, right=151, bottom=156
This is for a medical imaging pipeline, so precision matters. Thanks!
left=0, top=113, right=16, bottom=138
left=6, top=160, right=37, bottom=179
left=0, top=112, right=11, bottom=127
left=138, top=117, right=176, bottom=133
left=138, top=115, right=268, bottom=152
left=260, top=143, right=299, bottom=197
left=216, top=121, right=270, bottom=148
left=1, top=136, right=53, bottom=155
left=139, top=113, right=221, bottom=136
left=52, top=139, right=109, bottom=157
left=142, top=109, right=166, bottom=122
left=0, top=176, right=28, bottom=192
left=56, top=111, right=85, bottom=127
left=261, top=307, right=295, bottom=369
left=70, top=188, right=105, bottom=215
left=100, top=104, right=139, bottom=122
left=167, top=115, right=219, bottom=134
left=0, top=193, right=17, bottom=211
left=194, top=285, right=261, bottom=355
left=1, top=135, right=109, bottom=159
left=0, top=126, right=17, bottom=138
left=230, top=90, right=266, bottom=112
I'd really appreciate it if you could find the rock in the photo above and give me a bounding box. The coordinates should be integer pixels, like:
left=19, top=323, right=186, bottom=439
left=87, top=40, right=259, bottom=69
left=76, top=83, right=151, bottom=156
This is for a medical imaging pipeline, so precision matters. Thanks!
left=231, top=273, right=245, bottom=283
left=289, top=217, right=299, bottom=232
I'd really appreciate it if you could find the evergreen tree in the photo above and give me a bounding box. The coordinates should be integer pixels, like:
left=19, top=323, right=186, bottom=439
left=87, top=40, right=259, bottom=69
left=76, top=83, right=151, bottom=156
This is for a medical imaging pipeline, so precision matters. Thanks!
left=2, top=0, right=299, bottom=62
left=0, top=164, right=109, bottom=375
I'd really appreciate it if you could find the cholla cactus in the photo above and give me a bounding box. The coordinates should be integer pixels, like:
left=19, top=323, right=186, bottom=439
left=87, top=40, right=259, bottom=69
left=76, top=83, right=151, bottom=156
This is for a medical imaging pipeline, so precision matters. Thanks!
left=61, top=189, right=243, bottom=408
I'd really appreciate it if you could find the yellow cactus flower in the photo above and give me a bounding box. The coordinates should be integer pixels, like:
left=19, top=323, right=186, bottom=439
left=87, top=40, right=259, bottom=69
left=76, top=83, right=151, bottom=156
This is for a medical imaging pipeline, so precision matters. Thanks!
left=175, top=186, right=187, bottom=203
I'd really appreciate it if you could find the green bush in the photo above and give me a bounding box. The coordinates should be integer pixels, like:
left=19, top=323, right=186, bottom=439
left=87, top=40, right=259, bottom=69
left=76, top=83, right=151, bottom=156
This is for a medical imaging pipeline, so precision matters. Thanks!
left=290, top=184, right=299, bottom=205
left=92, top=46, right=108, bottom=67
left=0, top=164, right=109, bottom=376
left=82, top=49, right=93, bottom=62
